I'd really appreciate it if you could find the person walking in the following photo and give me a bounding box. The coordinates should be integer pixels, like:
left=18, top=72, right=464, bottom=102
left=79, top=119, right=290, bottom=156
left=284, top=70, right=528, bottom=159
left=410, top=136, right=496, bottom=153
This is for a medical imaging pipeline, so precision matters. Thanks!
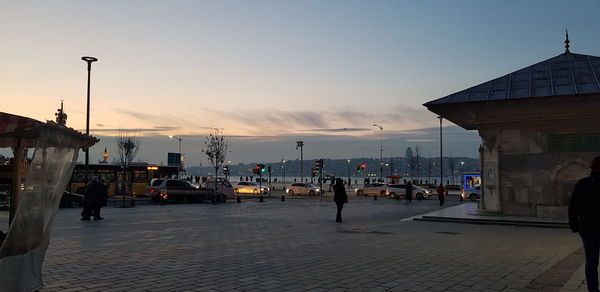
left=92, top=178, right=108, bottom=220
left=406, top=181, right=413, bottom=203
left=333, top=178, right=348, bottom=222
left=81, top=176, right=99, bottom=220
left=569, top=156, right=600, bottom=292
left=80, top=176, right=105, bottom=221
left=436, top=184, right=445, bottom=206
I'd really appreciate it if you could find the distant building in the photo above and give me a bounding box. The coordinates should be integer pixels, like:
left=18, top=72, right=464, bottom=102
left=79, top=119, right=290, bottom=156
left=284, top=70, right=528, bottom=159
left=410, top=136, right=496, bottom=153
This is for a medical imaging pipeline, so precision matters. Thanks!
left=424, top=34, right=600, bottom=218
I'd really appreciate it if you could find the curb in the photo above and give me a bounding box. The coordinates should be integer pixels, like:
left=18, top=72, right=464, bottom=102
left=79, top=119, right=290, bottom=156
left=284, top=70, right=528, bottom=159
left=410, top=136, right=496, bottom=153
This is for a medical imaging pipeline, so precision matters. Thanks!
left=414, top=215, right=569, bottom=228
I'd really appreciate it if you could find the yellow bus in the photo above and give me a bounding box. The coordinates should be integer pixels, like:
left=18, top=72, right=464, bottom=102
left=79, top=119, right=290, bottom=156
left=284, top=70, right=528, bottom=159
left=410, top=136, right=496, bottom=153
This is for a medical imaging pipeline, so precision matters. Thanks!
left=68, top=163, right=180, bottom=197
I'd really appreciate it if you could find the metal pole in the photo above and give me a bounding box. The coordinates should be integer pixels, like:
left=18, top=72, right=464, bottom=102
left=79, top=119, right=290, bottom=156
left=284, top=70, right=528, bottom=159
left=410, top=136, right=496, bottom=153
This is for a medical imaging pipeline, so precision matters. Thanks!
left=282, top=160, right=286, bottom=184
left=301, top=146, right=303, bottom=182
left=380, top=129, right=383, bottom=180
left=82, top=56, right=98, bottom=180
left=438, top=116, right=443, bottom=185
left=347, top=159, right=350, bottom=189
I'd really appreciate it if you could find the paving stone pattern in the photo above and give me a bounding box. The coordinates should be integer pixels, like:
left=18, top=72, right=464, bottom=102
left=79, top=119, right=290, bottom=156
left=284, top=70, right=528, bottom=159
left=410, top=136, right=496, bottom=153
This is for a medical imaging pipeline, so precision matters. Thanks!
left=41, top=200, right=584, bottom=291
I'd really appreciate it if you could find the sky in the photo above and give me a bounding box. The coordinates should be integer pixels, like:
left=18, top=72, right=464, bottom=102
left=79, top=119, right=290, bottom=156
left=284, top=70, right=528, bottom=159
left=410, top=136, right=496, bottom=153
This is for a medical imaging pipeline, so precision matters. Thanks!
left=2, top=0, right=600, bottom=165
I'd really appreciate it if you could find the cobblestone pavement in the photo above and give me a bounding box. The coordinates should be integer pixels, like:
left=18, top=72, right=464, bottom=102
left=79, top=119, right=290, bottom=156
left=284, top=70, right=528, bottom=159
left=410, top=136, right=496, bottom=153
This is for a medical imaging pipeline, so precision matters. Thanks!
left=41, top=199, right=584, bottom=291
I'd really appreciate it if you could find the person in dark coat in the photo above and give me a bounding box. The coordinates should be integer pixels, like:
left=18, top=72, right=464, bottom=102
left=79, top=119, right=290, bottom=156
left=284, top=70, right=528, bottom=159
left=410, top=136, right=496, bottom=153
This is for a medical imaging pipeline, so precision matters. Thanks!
left=436, top=184, right=445, bottom=206
left=406, top=181, right=413, bottom=203
left=569, top=156, right=600, bottom=292
left=92, top=178, right=108, bottom=220
left=80, top=176, right=105, bottom=221
left=333, top=178, right=348, bottom=222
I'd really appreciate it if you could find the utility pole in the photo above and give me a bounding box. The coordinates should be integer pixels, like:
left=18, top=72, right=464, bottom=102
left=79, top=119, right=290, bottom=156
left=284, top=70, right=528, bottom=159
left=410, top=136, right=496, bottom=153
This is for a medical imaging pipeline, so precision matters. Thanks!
left=438, top=116, right=443, bottom=186
left=82, top=56, right=98, bottom=181
left=296, top=141, right=304, bottom=182
left=373, top=124, right=384, bottom=180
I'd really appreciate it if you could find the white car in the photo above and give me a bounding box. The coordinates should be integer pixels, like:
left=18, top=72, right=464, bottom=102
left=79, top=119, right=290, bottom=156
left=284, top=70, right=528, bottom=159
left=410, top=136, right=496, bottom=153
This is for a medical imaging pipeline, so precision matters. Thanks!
left=234, top=182, right=268, bottom=195
left=286, top=183, right=320, bottom=196
left=461, top=186, right=481, bottom=201
left=205, top=176, right=235, bottom=199
left=354, top=183, right=388, bottom=197
left=385, top=184, right=433, bottom=200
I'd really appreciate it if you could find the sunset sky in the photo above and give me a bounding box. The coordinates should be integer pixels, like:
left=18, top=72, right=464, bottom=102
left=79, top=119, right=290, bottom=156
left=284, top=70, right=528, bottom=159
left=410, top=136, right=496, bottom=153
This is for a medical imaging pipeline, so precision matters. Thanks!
left=2, top=1, right=600, bottom=165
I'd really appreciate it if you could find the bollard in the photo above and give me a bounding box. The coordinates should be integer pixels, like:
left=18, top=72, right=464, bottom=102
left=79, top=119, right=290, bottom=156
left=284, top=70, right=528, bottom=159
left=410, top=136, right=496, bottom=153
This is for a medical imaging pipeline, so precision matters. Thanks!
left=373, top=194, right=377, bottom=201
left=259, top=195, right=264, bottom=202
left=281, top=195, right=285, bottom=201
left=237, top=196, right=241, bottom=203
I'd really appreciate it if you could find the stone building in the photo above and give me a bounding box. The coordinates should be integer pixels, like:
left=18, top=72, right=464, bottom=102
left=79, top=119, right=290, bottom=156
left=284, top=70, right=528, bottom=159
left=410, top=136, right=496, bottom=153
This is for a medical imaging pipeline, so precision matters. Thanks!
left=424, top=38, right=600, bottom=218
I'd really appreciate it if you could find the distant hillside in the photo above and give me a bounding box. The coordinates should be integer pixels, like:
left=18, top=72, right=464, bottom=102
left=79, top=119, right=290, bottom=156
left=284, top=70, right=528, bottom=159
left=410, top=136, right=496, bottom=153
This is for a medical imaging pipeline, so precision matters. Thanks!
left=187, top=156, right=479, bottom=180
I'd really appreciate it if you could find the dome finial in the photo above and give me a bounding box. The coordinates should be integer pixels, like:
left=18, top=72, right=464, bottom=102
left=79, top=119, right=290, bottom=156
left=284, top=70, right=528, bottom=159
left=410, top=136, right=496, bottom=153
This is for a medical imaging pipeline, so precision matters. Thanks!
left=564, top=30, right=570, bottom=53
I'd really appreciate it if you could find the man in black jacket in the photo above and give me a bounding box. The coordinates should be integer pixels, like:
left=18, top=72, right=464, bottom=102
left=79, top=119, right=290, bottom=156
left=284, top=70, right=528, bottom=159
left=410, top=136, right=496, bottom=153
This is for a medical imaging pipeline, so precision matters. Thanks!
left=569, top=156, right=600, bottom=292
left=333, top=178, right=348, bottom=222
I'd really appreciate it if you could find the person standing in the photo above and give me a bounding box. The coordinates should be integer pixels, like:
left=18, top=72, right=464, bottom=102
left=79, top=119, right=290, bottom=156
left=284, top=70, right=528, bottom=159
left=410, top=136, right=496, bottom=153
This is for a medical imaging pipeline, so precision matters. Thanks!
left=92, top=178, right=108, bottom=220
left=333, top=178, right=348, bottom=222
left=436, top=184, right=445, bottom=206
left=81, top=176, right=99, bottom=220
left=569, top=156, right=600, bottom=292
left=406, top=181, right=413, bottom=203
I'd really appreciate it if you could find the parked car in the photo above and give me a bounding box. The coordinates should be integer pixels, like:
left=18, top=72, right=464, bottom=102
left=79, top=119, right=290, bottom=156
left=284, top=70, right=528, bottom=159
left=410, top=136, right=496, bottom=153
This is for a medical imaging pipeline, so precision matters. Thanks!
left=146, top=179, right=225, bottom=203
left=461, top=185, right=481, bottom=202
left=354, top=183, right=388, bottom=197
left=385, top=184, right=433, bottom=200
left=285, top=183, right=320, bottom=196
left=233, top=182, right=268, bottom=195
left=59, top=191, right=85, bottom=208
left=206, top=176, right=235, bottom=199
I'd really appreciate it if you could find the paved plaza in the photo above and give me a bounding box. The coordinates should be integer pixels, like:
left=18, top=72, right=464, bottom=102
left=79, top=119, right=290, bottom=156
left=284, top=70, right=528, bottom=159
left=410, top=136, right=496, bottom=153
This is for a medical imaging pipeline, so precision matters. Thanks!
left=40, top=198, right=587, bottom=291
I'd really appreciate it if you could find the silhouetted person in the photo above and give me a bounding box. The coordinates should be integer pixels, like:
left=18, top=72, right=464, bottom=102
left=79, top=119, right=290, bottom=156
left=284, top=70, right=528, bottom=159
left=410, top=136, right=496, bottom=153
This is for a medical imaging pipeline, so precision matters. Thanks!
left=81, top=176, right=104, bottom=221
left=333, top=178, right=348, bottom=222
left=406, top=181, right=413, bottom=203
left=92, top=179, right=108, bottom=220
left=569, top=156, right=600, bottom=292
left=436, top=184, right=445, bottom=206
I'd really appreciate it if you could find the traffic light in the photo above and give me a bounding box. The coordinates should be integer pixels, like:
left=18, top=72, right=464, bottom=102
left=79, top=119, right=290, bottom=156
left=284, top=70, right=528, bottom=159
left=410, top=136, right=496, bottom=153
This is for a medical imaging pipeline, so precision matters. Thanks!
left=223, top=165, right=229, bottom=175
left=268, top=165, right=271, bottom=174
left=311, top=168, right=317, bottom=177
left=260, top=164, right=266, bottom=173
left=357, top=163, right=366, bottom=174
left=314, top=159, right=323, bottom=174
left=253, top=164, right=261, bottom=174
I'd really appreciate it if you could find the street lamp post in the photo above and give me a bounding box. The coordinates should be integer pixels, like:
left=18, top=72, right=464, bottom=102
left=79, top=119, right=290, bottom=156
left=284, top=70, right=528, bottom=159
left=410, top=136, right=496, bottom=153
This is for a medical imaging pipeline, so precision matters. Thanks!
left=373, top=124, right=383, bottom=180
left=282, top=159, right=286, bottom=184
left=296, top=141, right=304, bottom=183
left=438, top=116, right=443, bottom=186
left=347, top=159, right=351, bottom=189
left=82, top=56, right=98, bottom=181
left=460, top=161, right=465, bottom=183
left=169, top=135, right=183, bottom=178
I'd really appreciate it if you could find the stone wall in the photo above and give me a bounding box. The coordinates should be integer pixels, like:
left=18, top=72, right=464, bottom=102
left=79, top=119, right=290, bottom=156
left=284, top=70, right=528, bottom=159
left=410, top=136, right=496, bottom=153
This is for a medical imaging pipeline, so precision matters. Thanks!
left=482, top=127, right=595, bottom=218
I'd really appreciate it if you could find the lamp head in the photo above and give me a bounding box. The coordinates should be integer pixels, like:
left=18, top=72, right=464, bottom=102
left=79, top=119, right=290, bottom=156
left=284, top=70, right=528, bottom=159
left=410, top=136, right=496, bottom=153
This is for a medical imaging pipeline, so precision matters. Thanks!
left=81, top=56, right=98, bottom=63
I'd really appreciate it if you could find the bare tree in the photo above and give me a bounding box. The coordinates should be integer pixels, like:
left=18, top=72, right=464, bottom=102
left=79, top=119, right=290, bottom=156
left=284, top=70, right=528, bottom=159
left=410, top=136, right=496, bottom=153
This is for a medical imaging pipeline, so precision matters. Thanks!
left=414, top=145, right=421, bottom=183
left=116, top=129, right=142, bottom=205
left=204, top=128, right=229, bottom=192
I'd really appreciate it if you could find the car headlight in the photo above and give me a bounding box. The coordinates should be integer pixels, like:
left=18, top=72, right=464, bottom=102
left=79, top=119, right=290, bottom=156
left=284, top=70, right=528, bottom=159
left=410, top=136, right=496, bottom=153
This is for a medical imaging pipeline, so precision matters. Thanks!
left=425, top=190, right=431, bottom=194
left=316, top=189, right=320, bottom=192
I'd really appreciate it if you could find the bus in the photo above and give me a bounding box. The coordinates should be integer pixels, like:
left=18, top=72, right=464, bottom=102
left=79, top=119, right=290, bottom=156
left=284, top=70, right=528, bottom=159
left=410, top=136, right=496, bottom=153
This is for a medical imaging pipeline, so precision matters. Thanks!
left=69, top=163, right=180, bottom=197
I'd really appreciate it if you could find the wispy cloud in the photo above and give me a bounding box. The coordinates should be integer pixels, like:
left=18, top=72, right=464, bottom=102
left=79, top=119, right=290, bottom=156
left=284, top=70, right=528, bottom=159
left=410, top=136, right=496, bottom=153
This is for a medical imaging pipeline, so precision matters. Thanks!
left=109, top=105, right=443, bottom=138
left=301, top=127, right=371, bottom=133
